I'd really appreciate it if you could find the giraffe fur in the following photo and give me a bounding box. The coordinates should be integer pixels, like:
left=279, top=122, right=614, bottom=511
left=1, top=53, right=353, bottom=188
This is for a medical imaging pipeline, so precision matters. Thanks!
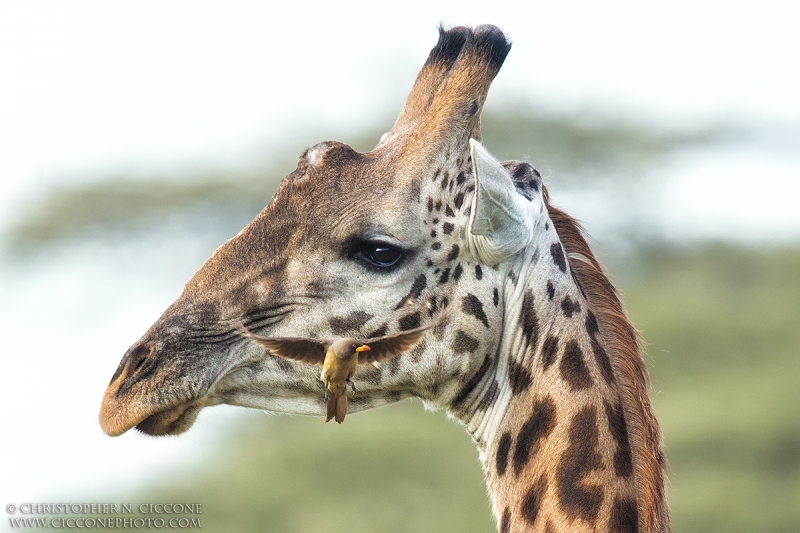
left=99, top=24, right=668, bottom=533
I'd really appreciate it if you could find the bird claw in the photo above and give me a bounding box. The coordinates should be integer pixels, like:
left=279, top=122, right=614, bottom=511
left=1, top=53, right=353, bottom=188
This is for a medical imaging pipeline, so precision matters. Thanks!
left=346, top=379, right=356, bottom=394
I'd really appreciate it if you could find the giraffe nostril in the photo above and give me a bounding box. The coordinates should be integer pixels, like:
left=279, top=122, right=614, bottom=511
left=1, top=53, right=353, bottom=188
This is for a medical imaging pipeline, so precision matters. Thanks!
left=129, top=343, right=154, bottom=375
left=109, top=341, right=153, bottom=386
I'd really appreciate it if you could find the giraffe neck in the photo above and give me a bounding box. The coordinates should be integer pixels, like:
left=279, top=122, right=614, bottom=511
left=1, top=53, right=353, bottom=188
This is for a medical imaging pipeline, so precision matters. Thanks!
left=450, top=228, right=664, bottom=532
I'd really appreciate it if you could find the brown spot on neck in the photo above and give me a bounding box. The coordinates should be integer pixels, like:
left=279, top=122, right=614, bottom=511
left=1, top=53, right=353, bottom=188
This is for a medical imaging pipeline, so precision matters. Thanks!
left=495, top=432, right=512, bottom=477
left=605, top=401, right=634, bottom=478
left=507, top=357, right=532, bottom=395
left=559, top=340, right=592, bottom=390
left=610, top=496, right=640, bottom=533
left=556, top=406, right=604, bottom=523
left=512, top=396, right=556, bottom=475
left=462, top=293, right=490, bottom=328
left=520, top=476, right=548, bottom=525
left=519, top=289, right=540, bottom=351
left=560, top=294, right=581, bottom=318
left=541, top=335, right=559, bottom=370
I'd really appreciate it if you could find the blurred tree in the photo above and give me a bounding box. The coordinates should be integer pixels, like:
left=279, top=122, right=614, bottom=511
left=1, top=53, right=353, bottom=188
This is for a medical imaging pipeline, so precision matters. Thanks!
left=2, top=108, right=716, bottom=256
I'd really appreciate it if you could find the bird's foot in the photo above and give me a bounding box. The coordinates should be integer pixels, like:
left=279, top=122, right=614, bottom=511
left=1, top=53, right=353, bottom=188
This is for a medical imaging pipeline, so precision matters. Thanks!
left=346, top=379, right=356, bottom=394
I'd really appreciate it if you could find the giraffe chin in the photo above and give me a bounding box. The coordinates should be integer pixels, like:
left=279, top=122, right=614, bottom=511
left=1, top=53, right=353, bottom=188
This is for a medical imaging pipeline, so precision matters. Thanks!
left=134, top=404, right=203, bottom=436
left=99, top=398, right=204, bottom=437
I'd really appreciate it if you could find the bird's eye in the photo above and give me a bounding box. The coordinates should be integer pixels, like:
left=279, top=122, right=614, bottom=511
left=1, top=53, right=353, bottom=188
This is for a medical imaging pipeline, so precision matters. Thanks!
left=349, top=239, right=406, bottom=271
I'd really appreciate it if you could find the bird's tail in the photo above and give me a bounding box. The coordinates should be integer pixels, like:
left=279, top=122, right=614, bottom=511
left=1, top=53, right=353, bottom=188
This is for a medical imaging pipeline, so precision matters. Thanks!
left=326, top=393, right=348, bottom=424
left=335, top=394, right=347, bottom=424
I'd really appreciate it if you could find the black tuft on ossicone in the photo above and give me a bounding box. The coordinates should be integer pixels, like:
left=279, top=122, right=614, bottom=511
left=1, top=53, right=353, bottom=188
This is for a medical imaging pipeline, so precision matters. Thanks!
left=472, top=24, right=512, bottom=72
left=427, top=25, right=470, bottom=68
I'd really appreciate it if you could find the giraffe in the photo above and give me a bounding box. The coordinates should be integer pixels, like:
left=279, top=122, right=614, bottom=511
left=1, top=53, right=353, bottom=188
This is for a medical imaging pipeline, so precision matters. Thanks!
left=99, top=25, right=668, bottom=532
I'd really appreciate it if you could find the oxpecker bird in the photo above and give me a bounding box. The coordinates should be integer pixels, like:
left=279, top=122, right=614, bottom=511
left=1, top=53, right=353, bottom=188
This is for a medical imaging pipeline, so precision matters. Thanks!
left=239, top=310, right=448, bottom=423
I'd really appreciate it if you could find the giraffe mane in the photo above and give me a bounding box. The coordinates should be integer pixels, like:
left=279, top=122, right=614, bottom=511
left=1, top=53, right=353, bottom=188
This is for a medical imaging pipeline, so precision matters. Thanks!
left=543, top=186, right=670, bottom=533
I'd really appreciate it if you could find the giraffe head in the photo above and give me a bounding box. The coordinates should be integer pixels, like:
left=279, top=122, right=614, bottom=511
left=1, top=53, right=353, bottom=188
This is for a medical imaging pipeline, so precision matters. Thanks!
left=99, top=25, right=545, bottom=437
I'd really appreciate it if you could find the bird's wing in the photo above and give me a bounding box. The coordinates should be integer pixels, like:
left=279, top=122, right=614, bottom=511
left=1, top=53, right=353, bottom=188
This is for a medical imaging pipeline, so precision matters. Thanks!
left=238, top=326, right=329, bottom=365
left=357, top=308, right=449, bottom=364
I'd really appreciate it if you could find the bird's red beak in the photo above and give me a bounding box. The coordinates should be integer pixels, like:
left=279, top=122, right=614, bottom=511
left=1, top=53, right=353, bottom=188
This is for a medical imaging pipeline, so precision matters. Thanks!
left=355, top=345, right=370, bottom=352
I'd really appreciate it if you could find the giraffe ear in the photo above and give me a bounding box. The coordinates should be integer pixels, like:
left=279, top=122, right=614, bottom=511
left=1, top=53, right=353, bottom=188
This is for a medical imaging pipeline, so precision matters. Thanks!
left=466, top=139, right=534, bottom=266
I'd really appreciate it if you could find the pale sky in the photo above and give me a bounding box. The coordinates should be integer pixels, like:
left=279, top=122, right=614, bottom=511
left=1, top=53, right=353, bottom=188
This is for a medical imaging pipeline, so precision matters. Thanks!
left=1, top=0, right=797, bottom=185
left=2, top=0, right=799, bottom=241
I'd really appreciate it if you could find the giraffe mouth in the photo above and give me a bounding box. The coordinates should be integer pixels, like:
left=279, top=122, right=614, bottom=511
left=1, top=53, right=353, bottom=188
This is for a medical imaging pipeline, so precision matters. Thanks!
left=134, top=403, right=204, bottom=436
left=99, top=383, right=207, bottom=437
left=98, top=366, right=213, bottom=437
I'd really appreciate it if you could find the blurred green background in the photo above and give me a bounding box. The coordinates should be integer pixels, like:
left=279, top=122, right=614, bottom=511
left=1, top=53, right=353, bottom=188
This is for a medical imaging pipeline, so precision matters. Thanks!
left=5, top=109, right=798, bottom=533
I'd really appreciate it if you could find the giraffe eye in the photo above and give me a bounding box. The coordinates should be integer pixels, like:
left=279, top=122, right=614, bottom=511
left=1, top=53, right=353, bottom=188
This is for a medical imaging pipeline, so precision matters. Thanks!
left=369, top=245, right=402, bottom=265
left=348, top=239, right=406, bottom=271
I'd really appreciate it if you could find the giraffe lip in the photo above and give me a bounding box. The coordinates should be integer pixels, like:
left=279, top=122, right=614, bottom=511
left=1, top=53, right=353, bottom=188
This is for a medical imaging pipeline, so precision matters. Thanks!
left=99, top=374, right=209, bottom=437
left=99, top=389, right=203, bottom=437
left=134, top=403, right=202, bottom=436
